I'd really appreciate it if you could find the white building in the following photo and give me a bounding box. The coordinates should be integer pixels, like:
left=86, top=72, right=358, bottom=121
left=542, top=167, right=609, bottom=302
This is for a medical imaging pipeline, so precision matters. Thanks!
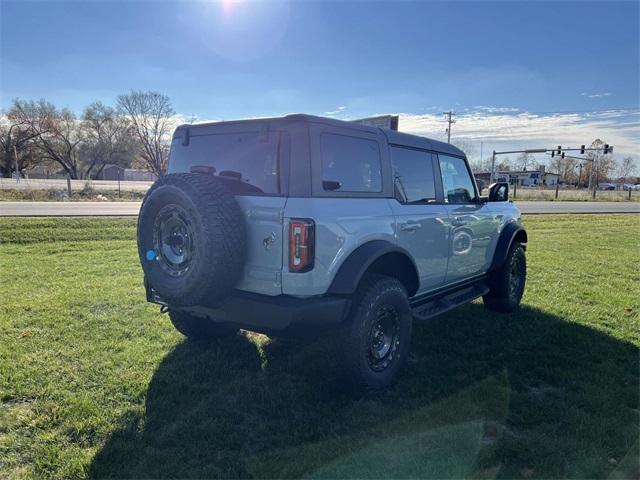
left=475, top=167, right=560, bottom=188
left=494, top=170, right=559, bottom=187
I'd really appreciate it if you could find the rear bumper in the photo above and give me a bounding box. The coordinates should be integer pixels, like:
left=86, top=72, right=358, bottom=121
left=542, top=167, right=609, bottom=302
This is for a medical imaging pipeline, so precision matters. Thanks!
left=146, top=281, right=351, bottom=336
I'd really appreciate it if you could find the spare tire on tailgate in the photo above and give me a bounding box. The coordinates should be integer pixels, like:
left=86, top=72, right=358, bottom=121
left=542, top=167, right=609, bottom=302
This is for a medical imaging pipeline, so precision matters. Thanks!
left=137, top=173, right=246, bottom=307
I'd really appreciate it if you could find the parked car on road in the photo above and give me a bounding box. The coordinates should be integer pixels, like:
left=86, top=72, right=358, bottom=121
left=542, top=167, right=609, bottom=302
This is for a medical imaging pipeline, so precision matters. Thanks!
left=137, top=114, right=527, bottom=393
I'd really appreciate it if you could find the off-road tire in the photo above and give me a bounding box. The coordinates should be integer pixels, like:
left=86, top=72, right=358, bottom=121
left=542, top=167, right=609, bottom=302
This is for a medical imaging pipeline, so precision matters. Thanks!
left=336, top=274, right=413, bottom=395
left=168, top=309, right=238, bottom=340
left=137, top=173, right=246, bottom=307
left=483, top=241, right=526, bottom=312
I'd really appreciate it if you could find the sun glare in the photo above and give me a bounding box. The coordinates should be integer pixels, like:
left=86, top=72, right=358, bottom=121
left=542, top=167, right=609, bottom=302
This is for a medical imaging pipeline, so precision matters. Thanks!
left=220, top=0, right=246, bottom=16
left=193, top=0, right=291, bottom=62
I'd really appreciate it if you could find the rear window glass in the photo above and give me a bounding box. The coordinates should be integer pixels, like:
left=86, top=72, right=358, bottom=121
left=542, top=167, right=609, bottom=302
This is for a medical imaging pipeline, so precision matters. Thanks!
left=169, top=131, right=279, bottom=194
left=320, top=133, right=382, bottom=192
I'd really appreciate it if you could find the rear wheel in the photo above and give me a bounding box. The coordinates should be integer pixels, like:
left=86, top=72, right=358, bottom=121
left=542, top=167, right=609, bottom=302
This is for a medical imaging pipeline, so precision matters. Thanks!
left=483, top=241, right=526, bottom=312
left=168, top=309, right=238, bottom=340
left=335, top=274, right=412, bottom=394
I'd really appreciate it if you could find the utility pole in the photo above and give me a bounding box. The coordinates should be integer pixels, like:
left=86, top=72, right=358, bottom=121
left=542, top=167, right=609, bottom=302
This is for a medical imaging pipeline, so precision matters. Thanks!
left=592, top=150, right=599, bottom=199
left=490, top=150, right=496, bottom=184
left=443, top=111, right=456, bottom=144
left=588, top=150, right=598, bottom=191
left=576, top=163, right=583, bottom=188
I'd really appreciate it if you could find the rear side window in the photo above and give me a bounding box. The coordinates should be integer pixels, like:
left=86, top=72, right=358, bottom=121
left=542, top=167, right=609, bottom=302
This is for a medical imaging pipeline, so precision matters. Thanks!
left=390, top=146, right=436, bottom=203
left=320, top=133, right=382, bottom=192
left=169, top=131, right=280, bottom=194
left=438, top=154, right=477, bottom=203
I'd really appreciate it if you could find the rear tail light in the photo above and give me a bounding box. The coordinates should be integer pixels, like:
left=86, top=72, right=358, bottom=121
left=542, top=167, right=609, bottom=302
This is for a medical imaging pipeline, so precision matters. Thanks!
left=289, top=219, right=315, bottom=272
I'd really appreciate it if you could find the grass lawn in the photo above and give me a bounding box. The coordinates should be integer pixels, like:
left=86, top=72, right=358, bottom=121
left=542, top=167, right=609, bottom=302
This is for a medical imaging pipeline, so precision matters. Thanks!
left=1, top=215, right=638, bottom=479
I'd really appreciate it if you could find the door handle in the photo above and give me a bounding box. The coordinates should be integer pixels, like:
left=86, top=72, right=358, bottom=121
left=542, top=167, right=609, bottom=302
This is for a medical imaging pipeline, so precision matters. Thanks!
left=400, top=222, right=422, bottom=232
left=451, top=217, right=466, bottom=227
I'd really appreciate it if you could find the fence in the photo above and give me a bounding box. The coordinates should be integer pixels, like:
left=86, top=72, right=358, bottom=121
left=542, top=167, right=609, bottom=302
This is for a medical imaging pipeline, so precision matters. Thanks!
left=0, top=177, right=153, bottom=192
left=0, top=177, right=153, bottom=201
left=508, top=185, right=639, bottom=202
left=3, top=178, right=639, bottom=202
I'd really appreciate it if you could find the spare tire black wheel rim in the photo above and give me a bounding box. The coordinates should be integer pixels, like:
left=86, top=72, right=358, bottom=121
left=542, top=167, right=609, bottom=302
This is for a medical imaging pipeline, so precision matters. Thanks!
left=153, top=204, right=195, bottom=277
left=367, top=305, right=401, bottom=372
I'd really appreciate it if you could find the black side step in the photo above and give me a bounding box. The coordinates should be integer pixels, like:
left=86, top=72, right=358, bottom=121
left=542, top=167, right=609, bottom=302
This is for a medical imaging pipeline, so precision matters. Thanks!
left=410, top=281, right=490, bottom=321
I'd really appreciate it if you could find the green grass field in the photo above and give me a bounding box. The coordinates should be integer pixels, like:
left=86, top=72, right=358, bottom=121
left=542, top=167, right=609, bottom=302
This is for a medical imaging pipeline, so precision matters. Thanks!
left=1, top=215, right=638, bottom=479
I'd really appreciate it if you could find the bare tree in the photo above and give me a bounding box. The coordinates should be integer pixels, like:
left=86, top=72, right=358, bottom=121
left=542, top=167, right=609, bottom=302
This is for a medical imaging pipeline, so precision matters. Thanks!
left=582, top=139, right=616, bottom=185
left=549, top=155, right=577, bottom=184
left=453, top=140, right=477, bottom=161
left=0, top=101, right=48, bottom=177
left=616, top=157, right=637, bottom=185
left=495, top=156, right=512, bottom=172
left=469, top=157, right=490, bottom=173
left=117, top=91, right=175, bottom=176
left=8, top=99, right=89, bottom=179
left=515, top=152, right=535, bottom=171
left=81, top=102, right=136, bottom=179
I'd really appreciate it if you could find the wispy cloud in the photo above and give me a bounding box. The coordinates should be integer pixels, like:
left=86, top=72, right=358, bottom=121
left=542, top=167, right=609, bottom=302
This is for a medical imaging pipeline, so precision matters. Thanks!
left=580, top=92, right=613, bottom=98
left=397, top=108, right=639, bottom=159
left=324, top=106, right=347, bottom=116
left=473, top=106, right=521, bottom=113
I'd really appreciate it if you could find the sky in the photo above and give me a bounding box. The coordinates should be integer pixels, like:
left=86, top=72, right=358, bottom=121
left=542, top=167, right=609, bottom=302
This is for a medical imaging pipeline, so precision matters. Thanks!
left=1, top=0, right=639, bottom=161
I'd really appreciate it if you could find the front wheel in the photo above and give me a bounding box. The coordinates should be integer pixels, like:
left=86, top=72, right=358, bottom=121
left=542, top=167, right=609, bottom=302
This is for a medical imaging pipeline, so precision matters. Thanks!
left=168, top=309, right=238, bottom=340
left=335, top=274, right=413, bottom=394
left=483, top=242, right=526, bottom=312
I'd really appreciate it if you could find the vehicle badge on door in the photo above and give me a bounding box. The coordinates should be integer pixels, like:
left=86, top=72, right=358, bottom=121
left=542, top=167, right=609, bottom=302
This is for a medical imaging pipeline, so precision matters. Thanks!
left=263, top=232, right=276, bottom=250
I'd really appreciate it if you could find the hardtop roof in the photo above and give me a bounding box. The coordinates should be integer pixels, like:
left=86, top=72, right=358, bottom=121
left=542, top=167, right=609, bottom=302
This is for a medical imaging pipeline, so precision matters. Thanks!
left=176, top=113, right=466, bottom=157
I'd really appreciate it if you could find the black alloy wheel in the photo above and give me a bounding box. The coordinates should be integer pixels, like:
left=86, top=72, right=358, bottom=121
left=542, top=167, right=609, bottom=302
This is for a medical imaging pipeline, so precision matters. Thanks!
left=367, top=305, right=401, bottom=373
left=335, top=274, right=413, bottom=394
left=153, top=204, right=195, bottom=277
left=483, top=241, right=527, bottom=312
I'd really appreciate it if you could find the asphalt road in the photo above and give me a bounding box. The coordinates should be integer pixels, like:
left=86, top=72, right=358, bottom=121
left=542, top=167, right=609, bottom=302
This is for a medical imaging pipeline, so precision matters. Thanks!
left=1, top=201, right=639, bottom=217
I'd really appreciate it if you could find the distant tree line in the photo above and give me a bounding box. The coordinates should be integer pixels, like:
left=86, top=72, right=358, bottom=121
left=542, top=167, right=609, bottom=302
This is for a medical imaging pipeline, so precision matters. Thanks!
left=461, top=139, right=637, bottom=186
left=0, top=90, right=176, bottom=179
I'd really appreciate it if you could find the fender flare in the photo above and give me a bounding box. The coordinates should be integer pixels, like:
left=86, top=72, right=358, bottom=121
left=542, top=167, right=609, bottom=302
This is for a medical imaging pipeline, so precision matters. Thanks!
left=327, top=240, right=420, bottom=296
left=489, top=222, right=528, bottom=271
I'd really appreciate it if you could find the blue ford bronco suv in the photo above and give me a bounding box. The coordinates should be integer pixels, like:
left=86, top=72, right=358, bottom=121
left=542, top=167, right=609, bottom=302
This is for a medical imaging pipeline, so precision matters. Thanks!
left=137, top=114, right=526, bottom=393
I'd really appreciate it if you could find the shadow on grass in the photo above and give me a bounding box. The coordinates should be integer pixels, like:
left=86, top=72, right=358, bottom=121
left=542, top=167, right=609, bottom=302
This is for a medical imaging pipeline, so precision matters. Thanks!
left=90, top=304, right=639, bottom=479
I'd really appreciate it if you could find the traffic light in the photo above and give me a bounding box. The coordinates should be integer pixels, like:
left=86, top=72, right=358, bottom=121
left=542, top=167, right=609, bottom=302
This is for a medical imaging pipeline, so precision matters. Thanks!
left=551, top=150, right=555, bottom=158
left=603, top=144, right=613, bottom=154
left=561, top=152, right=565, bottom=159
left=580, top=145, right=585, bottom=154
left=557, top=146, right=562, bottom=154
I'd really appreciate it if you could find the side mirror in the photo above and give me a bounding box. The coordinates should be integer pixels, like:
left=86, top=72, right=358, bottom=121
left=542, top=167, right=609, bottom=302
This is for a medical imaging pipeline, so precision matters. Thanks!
left=488, top=182, right=509, bottom=202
